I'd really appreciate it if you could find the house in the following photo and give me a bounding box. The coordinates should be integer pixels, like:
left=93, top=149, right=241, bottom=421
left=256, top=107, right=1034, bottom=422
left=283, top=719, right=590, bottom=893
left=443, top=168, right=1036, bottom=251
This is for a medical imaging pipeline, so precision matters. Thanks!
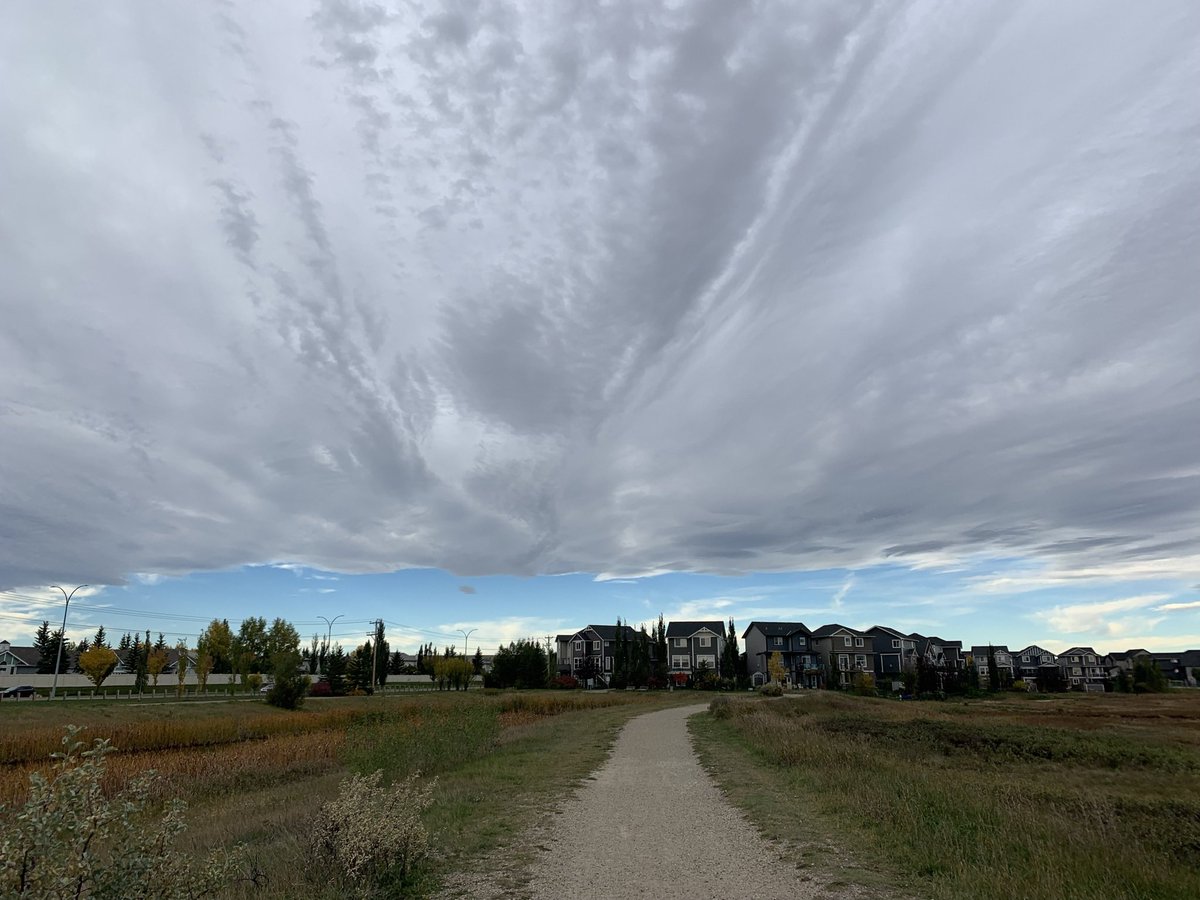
left=557, top=624, right=652, bottom=686
left=915, top=635, right=964, bottom=672
left=1056, top=647, right=1109, bottom=690
left=1014, top=645, right=1059, bottom=688
left=0, top=644, right=40, bottom=675
left=809, top=624, right=876, bottom=688
left=868, top=626, right=919, bottom=683
left=664, top=621, right=725, bottom=683
left=742, top=622, right=812, bottom=685
left=1149, top=650, right=1200, bottom=686
left=968, top=645, right=1015, bottom=687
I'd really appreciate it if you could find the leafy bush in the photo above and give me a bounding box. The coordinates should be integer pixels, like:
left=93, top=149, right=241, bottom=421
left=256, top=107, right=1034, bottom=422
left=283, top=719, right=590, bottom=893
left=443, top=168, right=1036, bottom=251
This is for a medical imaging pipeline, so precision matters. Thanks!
left=486, top=639, right=548, bottom=689
left=308, top=679, right=333, bottom=697
left=851, top=671, right=877, bottom=697
left=709, top=696, right=735, bottom=718
left=551, top=674, right=579, bottom=689
left=0, top=727, right=247, bottom=898
left=759, top=683, right=783, bottom=697
left=308, top=770, right=434, bottom=893
left=266, top=673, right=311, bottom=709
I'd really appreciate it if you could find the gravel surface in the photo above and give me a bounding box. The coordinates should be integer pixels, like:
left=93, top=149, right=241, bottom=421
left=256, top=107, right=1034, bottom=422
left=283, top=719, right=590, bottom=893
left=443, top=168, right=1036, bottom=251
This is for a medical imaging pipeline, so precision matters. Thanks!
left=521, top=702, right=820, bottom=900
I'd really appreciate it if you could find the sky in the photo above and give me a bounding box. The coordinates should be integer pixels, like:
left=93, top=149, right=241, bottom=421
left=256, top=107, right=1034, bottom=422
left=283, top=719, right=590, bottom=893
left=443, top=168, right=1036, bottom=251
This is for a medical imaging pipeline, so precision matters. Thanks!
left=2, top=1, right=1199, bottom=656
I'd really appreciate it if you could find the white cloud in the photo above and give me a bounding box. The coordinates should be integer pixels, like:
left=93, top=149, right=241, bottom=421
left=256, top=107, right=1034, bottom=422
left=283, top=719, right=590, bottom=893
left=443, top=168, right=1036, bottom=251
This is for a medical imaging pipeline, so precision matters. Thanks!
left=1034, top=594, right=1171, bottom=634
left=1155, top=600, right=1200, bottom=612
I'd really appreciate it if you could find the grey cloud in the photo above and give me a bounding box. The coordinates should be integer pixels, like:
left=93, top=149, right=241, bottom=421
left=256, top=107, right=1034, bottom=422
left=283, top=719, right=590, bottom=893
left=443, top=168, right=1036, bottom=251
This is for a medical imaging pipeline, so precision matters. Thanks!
left=2, top=0, right=1199, bottom=589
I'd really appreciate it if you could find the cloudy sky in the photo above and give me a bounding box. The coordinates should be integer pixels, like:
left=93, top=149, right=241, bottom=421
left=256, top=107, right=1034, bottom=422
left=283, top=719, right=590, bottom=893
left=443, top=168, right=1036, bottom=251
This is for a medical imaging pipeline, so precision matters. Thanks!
left=2, top=0, right=1199, bottom=655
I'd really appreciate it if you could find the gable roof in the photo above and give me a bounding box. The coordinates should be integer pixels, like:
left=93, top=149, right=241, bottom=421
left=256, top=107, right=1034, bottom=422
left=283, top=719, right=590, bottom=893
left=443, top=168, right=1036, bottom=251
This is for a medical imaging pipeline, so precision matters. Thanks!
left=742, top=621, right=808, bottom=639
left=969, top=645, right=1011, bottom=655
left=665, top=621, right=724, bottom=638
left=866, top=625, right=909, bottom=639
left=1, top=645, right=41, bottom=667
left=1058, top=646, right=1101, bottom=656
left=1015, top=645, right=1058, bottom=660
left=810, top=623, right=868, bottom=639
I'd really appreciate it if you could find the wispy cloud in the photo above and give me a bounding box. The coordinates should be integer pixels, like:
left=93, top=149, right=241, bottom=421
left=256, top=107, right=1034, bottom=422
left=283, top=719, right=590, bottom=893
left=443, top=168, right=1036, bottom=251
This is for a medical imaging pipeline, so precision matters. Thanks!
left=1034, top=594, right=1171, bottom=634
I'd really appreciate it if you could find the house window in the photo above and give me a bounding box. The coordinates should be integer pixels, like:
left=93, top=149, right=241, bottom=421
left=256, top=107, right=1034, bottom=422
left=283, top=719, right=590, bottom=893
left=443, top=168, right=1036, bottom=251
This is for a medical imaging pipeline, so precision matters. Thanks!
left=855, top=655, right=866, bottom=669
left=855, top=637, right=864, bottom=647
left=699, top=636, right=711, bottom=647
left=673, top=638, right=686, bottom=648
left=795, top=637, right=806, bottom=648
left=838, top=655, right=849, bottom=669
left=671, top=656, right=691, bottom=670
left=605, top=657, right=612, bottom=671
left=1022, top=655, right=1030, bottom=663
left=592, top=640, right=601, bottom=652
left=842, top=636, right=852, bottom=647
left=773, top=636, right=783, bottom=646
left=574, top=640, right=582, bottom=652
left=892, top=640, right=900, bottom=648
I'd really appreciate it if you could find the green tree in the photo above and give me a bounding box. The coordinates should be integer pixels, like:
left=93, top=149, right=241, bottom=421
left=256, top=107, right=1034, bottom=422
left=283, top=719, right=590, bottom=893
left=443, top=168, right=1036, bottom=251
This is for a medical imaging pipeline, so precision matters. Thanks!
left=264, top=617, right=306, bottom=708
left=487, top=639, right=549, bottom=689
left=237, top=616, right=268, bottom=672
left=433, top=656, right=473, bottom=691
left=91, top=625, right=109, bottom=650
left=131, top=633, right=147, bottom=693
left=1132, top=657, right=1167, bottom=693
left=721, top=618, right=741, bottom=681
left=194, top=645, right=214, bottom=694
left=34, top=621, right=56, bottom=674
left=175, top=641, right=189, bottom=696
left=827, top=651, right=843, bottom=690
left=326, top=645, right=348, bottom=695
left=147, top=646, right=168, bottom=688
left=198, top=619, right=234, bottom=674
left=472, top=647, right=484, bottom=676
left=986, top=646, right=1000, bottom=692
left=611, top=619, right=627, bottom=689
left=372, top=621, right=389, bottom=689
left=631, top=626, right=651, bottom=687
left=347, top=643, right=374, bottom=692
left=653, top=614, right=668, bottom=685
left=78, top=646, right=119, bottom=689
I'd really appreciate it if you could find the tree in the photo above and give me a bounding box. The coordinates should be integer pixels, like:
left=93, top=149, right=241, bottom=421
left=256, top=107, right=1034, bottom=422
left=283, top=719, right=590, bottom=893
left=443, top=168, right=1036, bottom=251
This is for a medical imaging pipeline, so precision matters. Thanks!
left=34, top=621, right=55, bottom=674
left=433, top=656, right=473, bottom=691
left=346, top=643, right=374, bottom=693
left=828, top=651, right=843, bottom=690
left=147, top=646, right=169, bottom=688
left=326, top=645, right=348, bottom=695
left=72, top=639, right=89, bottom=673
left=472, top=647, right=484, bottom=676
left=390, top=650, right=405, bottom=675
left=131, top=633, right=147, bottom=694
left=1132, top=657, right=1167, bottom=693
left=986, top=646, right=1000, bottom=692
left=372, top=621, right=389, bottom=689
left=154, top=632, right=167, bottom=653
left=767, top=651, right=787, bottom=686
left=721, top=618, right=741, bottom=680
left=612, top=619, right=628, bottom=689
left=175, top=641, right=189, bottom=696
left=117, top=632, right=132, bottom=657
left=653, top=614, right=668, bottom=685
left=487, top=639, right=548, bottom=689
left=265, top=617, right=306, bottom=708
left=237, top=616, right=268, bottom=673
left=198, top=620, right=234, bottom=674
left=78, top=647, right=119, bottom=689
left=194, top=645, right=214, bottom=694
left=91, top=625, right=109, bottom=650
left=631, top=626, right=651, bottom=687
left=1039, top=666, right=1067, bottom=693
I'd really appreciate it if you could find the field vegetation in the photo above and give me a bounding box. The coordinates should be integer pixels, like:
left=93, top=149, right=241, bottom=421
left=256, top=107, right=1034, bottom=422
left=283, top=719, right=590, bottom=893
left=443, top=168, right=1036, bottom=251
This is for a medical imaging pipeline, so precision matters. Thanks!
left=2, top=689, right=696, bottom=896
left=694, top=691, right=1200, bottom=900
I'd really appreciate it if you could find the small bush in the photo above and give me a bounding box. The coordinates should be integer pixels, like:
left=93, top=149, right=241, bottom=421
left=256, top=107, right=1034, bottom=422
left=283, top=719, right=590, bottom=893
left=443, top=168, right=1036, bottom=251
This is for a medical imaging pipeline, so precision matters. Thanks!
left=309, top=770, right=434, bottom=893
left=759, top=683, right=784, bottom=697
left=309, top=679, right=333, bottom=697
left=267, top=674, right=311, bottom=709
left=709, top=696, right=735, bottom=718
left=0, top=727, right=248, bottom=898
left=551, top=674, right=579, bottom=689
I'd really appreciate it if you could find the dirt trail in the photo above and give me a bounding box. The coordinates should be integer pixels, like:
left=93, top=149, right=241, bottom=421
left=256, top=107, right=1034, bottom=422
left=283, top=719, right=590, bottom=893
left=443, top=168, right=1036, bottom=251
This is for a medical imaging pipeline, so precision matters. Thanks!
left=520, top=702, right=818, bottom=900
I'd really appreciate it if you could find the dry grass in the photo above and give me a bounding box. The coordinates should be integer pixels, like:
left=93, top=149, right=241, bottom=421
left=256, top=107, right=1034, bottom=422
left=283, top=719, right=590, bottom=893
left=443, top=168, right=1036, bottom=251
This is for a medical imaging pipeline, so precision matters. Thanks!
left=696, top=691, right=1200, bottom=900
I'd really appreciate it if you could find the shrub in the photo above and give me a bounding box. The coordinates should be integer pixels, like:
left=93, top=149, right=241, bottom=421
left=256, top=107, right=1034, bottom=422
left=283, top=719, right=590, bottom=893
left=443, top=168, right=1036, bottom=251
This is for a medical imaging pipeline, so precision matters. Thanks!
left=0, top=727, right=248, bottom=898
left=851, top=672, right=876, bottom=697
left=309, top=770, right=434, bottom=893
left=309, top=679, right=333, bottom=697
left=551, top=674, right=579, bottom=690
left=759, top=683, right=784, bottom=697
left=246, top=673, right=264, bottom=694
left=267, top=674, right=311, bottom=709
left=709, top=696, right=735, bottom=718
left=1010, top=679, right=1028, bottom=692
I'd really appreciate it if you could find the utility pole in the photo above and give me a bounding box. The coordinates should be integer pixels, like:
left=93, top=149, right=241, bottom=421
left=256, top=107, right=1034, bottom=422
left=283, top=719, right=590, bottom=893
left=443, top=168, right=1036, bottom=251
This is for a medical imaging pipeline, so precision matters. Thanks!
left=546, top=634, right=555, bottom=680
left=458, top=627, right=477, bottom=659
left=370, top=619, right=382, bottom=694
left=49, top=585, right=87, bottom=700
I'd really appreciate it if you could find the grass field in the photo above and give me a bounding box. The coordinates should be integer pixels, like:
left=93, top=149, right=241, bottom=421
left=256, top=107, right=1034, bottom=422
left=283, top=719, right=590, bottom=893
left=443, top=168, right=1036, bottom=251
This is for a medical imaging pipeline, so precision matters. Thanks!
left=692, top=690, right=1200, bottom=900
left=1, top=689, right=698, bottom=896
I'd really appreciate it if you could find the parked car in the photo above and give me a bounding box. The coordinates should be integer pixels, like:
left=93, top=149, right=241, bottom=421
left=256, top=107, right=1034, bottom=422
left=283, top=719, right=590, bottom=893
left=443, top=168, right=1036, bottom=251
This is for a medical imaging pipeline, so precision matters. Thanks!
left=259, top=683, right=273, bottom=694
left=1, top=685, right=36, bottom=699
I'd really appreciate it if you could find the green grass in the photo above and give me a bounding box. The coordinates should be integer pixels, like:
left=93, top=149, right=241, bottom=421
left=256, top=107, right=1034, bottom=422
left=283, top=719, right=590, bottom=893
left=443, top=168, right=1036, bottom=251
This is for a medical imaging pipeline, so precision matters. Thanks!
left=694, top=692, right=1200, bottom=900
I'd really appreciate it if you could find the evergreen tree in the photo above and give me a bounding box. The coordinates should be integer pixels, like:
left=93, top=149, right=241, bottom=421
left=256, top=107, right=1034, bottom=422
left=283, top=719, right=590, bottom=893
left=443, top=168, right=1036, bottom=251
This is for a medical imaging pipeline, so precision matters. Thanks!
left=721, top=618, right=740, bottom=680
left=827, top=650, right=843, bottom=690
left=612, top=618, right=627, bottom=689
left=632, top=626, right=651, bottom=687
left=389, top=650, right=404, bottom=675
left=73, top=638, right=90, bottom=673
left=987, top=646, right=1000, bottom=692
left=472, top=647, right=484, bottom=676
left=154, top=632, right=168, bottom=653
left=653, top=614, right=668, bottom=685
left=372, top=620, right=389, bottom=688
left=117, top=632, right=133, bottom=657
left=34, top=621, right=54, bottom=673
left=131, top=633, right=147, bottom=693
left=92, top=625, right=109, bottom=650
left=325, top=644, right=348, bottom=695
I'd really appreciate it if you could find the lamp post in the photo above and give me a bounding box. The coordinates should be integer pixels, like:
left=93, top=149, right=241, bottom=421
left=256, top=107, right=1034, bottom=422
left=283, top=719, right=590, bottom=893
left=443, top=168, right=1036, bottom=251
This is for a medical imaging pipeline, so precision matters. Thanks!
left=458, top=628, right=477, bottom=659
left=317, top=614, right=343, bottom=676
left=49, top=585, right=88, bottom=700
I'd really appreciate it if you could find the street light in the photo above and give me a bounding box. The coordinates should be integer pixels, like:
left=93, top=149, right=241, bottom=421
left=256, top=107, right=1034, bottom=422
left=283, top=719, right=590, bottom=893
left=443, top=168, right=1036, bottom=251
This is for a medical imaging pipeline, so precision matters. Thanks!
left=317, top=615, right=343, bottom=676
left=49, top=585, right=88, bottom=700
left=458, top=628, right=477, bottom=659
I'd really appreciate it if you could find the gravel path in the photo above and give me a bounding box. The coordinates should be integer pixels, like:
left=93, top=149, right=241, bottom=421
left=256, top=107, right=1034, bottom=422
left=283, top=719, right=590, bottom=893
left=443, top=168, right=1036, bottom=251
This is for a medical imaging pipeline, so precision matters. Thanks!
left=522, top=703, right=818, bottom=900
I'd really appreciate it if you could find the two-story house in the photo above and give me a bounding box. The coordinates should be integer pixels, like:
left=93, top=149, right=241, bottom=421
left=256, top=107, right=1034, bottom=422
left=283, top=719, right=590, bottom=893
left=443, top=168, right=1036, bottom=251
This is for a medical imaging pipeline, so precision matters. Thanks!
left=968, top=645, right=1015, bottom=688
left=915, top=635, right=964, bottom=671
left=0, top=643, right=41, bottom=676
left=1014, top=644, right=1059, bottom=688
left=665, top=621, right=725, bottom=683
left=557, top=624, right=650, bottom=686
left=809, top=624, right=876, bottom=687
left=868, top=626, right=919, bottom=685
left=1056, top=646, right=1109, bottom=690
left=742, top=622, right=814, bottom=686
